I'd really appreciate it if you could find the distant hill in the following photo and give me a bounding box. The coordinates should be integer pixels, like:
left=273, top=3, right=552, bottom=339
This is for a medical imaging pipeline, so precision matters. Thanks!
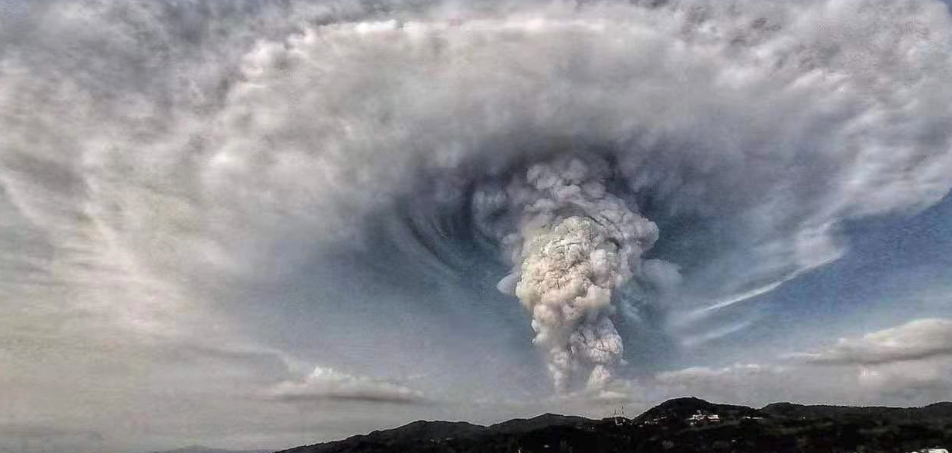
left=488, top=413, right=591, bottom=434
left=277, top=398, right=952, bottom=453
left=761, top=401, right=952, bottom=421
left=633, top=397, right=764, bottom=423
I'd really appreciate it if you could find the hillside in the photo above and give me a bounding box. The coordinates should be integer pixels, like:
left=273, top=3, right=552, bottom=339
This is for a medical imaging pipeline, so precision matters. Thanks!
left=276, top=398, right=952, bottom=453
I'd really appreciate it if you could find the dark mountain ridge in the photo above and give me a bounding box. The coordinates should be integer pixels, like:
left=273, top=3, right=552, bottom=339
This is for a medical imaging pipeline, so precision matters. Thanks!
left=762, top=401, right=952, bottom=420
left=277, top=398, right=952, bottom=453
left=634, top=397, right=765, bottom=422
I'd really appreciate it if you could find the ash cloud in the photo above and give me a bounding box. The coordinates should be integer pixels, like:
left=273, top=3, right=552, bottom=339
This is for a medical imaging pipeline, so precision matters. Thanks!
left=474, top=155, right=667, bottom=391
left=1, top=0, right=952, bottom=403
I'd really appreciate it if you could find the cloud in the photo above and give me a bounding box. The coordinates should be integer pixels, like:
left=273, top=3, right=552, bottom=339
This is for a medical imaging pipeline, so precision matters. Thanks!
left=638, top=319, right=952, bottom=407
left=1, top=0, right=951, bottom=450
left=655, top=363, right=785, bottom=386
left=265, top=367, right=426, bottom=405
left=0, top=424, right=102, bottom=440
left=0, top=424, right=106, bottom=453
left=793, top=318, right=952, bottom=365
left=4, top=0, right=952, bottom=333
left=649, top=363, right=807, bottom=405
left=790, top=318, right=952, bottom=403
left=853, top=359, right=952, bottom=398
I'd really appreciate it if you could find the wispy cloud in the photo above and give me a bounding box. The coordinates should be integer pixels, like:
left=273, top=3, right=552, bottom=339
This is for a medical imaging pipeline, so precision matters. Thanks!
left=610, top=319, right=952, bottom=408
left=264, top=367, right=426, bottom=405
left=791, top=318, right=952, bottom=365
left=1, top=0, right=951, bottom=450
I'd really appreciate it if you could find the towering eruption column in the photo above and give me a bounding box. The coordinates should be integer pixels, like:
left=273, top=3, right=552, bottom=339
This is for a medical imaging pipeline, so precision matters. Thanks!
left=484, top=156, right=660, bottom=392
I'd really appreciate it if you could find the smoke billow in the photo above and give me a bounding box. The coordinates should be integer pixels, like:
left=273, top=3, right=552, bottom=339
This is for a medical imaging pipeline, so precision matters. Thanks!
left=2, top=0, right=952, bottom=394
left=475, top=156, right=664, bottom=390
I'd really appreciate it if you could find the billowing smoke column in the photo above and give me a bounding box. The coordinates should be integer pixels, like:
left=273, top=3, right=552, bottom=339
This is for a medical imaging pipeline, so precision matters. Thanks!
left=477, top=156, right=661, bottom=391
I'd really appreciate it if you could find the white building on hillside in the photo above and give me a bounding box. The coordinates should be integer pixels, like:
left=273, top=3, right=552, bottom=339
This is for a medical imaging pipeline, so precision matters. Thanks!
left=686, top=411, right=721, bottom=426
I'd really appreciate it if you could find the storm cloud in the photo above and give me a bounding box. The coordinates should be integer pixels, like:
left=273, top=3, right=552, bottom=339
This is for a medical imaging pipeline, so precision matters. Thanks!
left=2, top=0, right=952, bottom=451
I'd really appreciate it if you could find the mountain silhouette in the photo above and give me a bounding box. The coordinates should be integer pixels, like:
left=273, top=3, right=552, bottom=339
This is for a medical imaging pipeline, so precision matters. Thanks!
left=276, top=398, right=952, bottom=453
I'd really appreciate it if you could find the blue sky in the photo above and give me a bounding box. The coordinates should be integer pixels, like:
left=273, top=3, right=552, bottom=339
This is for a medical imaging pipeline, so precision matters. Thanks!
left=678, top=193, right=952, bottom=365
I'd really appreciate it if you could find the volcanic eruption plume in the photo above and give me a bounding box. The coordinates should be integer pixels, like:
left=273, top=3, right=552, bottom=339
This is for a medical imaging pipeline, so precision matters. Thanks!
left=476, top=156, right=663, bottom=391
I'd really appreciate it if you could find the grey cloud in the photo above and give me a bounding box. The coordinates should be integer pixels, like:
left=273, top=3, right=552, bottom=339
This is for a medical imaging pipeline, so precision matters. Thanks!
left=649, top=363, right=809, bottom=406
left=0, top=424, right=102, bottom=440
left=794, top=318, right=952, bottom=365
left=4, top=0, right=952, bottom=333
left=634, top=320, right=952, bottom=407
left=0, top=424, right=106, bottom=453
left=636, top=360, right=951, bottom=408
left=1, top=1, right=952, bottom=450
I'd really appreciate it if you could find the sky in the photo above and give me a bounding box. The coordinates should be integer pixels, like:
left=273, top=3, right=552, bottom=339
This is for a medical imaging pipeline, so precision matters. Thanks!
left=1, top=0, right=951, bottom=452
